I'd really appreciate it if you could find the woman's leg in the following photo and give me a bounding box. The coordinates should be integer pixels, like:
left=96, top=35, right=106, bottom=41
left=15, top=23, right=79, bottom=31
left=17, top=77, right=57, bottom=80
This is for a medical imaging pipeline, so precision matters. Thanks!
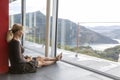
left=37, top=52, right=62, bottom=61
left=37, top=60, right=56, bottom=67
left=36, top=53, right=62, bottom=67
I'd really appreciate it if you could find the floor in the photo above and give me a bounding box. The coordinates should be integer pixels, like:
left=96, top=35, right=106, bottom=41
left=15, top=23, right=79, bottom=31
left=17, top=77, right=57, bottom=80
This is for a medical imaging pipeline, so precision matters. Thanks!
left=1, top=41, right=120, bottom=80
left=0, top=61, right=112, bottom=80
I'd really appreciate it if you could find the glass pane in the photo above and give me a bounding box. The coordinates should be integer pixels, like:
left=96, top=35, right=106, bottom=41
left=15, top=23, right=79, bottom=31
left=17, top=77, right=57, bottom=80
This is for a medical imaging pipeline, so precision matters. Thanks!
left=57, top=0, right=120, bottom=77
left=9, top=0, right=47, bottom=56
left=24, top=0, right=46, bottom=56
left=9, top=0, right=22, bottom=28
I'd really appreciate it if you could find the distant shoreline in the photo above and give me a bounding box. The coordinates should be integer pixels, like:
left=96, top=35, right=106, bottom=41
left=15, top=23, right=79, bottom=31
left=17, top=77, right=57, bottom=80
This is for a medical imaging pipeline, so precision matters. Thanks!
left=90, top=43, right=120, bottom=51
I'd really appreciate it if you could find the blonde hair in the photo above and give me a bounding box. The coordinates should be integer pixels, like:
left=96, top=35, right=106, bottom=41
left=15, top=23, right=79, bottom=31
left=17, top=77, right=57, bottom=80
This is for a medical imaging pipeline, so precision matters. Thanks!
left=6, top=24, right=23, bottom=43
left=11, top=24, right=23, bottom=34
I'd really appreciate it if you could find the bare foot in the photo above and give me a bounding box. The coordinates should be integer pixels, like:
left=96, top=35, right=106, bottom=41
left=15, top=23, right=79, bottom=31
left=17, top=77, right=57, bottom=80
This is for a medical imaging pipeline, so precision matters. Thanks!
left=56, top=52, right=62, bottom=61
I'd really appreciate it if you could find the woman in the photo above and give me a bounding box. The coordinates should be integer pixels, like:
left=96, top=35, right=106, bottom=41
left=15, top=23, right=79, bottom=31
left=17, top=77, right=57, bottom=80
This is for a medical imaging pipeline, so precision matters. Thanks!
left=7, top=24, right=62, bottom=74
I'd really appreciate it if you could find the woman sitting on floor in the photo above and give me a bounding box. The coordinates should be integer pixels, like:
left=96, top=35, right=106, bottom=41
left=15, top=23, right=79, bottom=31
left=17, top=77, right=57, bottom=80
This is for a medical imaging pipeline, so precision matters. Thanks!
left=7, top=23, right=62, bottom=74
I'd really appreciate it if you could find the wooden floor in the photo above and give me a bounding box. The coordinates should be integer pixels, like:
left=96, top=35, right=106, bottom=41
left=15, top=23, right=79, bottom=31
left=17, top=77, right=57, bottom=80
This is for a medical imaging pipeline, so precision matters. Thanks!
left=0, top=61, right=112, bottom=80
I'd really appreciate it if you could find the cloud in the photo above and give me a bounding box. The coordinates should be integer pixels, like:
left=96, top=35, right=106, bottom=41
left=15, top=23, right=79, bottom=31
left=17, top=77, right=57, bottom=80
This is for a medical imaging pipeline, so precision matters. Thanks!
left=9, top=0, right=46, bottom=15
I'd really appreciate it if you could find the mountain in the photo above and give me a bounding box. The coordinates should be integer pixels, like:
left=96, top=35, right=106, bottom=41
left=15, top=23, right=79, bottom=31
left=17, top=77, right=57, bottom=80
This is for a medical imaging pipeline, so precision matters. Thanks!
left=87, top=26, right=120, bottom=39
left=76, top=25, right=118, bottom=44
left=11, top=11, right=119, bottom=46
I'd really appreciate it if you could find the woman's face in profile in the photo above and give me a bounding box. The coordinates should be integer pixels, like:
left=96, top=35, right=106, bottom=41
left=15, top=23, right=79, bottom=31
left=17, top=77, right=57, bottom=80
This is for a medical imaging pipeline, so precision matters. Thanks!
left=17, top=30, right=24, bottom=38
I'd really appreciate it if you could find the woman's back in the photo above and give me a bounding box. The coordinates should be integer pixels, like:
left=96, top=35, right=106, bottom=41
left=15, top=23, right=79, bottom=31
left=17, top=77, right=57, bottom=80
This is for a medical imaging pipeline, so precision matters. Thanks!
left=8, top=39, right=25, bottom=66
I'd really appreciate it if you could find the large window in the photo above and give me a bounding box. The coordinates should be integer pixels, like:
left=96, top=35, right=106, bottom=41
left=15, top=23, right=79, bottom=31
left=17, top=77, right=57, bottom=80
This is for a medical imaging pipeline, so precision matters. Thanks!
left=24, top=0, right=47, bottom=55
left=9, top=0, right=57, bottom=57
left=9, top=0, right=120, bottom=78
left=9, top=0, right=48, bottom=56
left=57, top=0, right=120, bottom=77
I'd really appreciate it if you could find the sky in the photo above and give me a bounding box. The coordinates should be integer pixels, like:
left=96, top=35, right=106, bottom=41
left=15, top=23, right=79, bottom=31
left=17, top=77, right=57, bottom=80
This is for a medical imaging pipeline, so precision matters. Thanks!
left=58, top=0, right=120, bottom=27
left=9, top=0, right=46, bottom=14
left=9, top=0, right=120, bottom=27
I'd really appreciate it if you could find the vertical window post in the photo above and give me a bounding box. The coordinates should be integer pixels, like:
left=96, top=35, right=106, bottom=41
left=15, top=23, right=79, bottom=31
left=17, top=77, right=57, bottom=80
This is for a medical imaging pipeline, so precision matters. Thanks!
left=21, top=0, right=26, bottom=46
left=45, top=0, right=51, bottom=57
left=51, top=0, right=59, bottom=57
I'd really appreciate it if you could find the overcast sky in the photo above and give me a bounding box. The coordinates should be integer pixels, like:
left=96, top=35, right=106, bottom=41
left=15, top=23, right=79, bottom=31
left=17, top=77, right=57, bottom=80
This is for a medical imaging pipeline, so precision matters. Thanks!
left=59, top=0, right=120, bottom=26
left=10, top=0, right=120, bottom=27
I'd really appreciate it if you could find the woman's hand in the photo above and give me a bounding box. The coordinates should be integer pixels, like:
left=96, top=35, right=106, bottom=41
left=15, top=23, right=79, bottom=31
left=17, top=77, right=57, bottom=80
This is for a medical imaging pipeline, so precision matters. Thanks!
left=24, top=55, right=32, bottom=62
